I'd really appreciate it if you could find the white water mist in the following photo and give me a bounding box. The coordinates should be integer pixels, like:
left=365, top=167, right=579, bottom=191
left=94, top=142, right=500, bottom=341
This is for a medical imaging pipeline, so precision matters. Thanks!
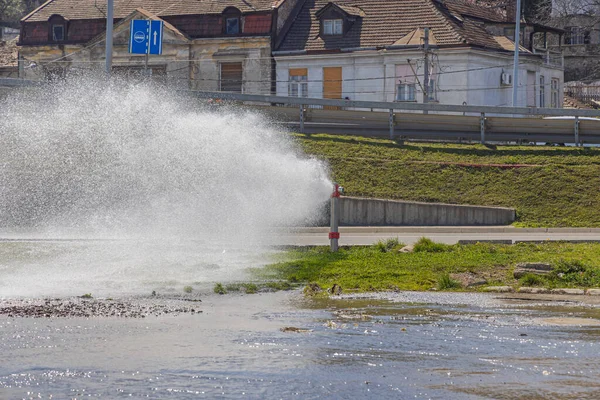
left=0, top=76, right=331, bottom=297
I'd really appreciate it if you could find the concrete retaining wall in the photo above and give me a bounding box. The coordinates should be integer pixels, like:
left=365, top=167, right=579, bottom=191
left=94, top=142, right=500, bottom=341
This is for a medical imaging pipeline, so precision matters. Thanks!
left=338, top=197, right=515, bottom=226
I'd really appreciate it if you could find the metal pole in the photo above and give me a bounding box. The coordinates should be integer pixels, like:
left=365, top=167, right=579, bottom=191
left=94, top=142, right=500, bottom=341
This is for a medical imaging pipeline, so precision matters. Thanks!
left=329, top=183, right=341, bottom=252
left=105, top=0, right=114, bottom=75
left=512, top=0, right=522, bottom=106
left=423, top=27, right=430, bottom=114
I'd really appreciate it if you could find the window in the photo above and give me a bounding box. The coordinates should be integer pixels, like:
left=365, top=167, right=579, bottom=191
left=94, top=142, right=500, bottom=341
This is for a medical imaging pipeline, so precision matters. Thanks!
left=220, top=62, right=243, bottom=93
left=223, top=7, right=242, bottom=35
left=52, top=25, right=64, bottom=41
left=539, top=75, right=545, bottom=107
left=289, top=68, right=308, bottom=97
left=565, top=27, right=590, bottom=45
left=427, top=78, right=437, bottom=101
left=323, top=19, right=343, bottom=35
left=226, top=17, right=240, bottom=35
left=396, top=82, right=416, bottom=101
left=551, top=78, right=560, bottom=108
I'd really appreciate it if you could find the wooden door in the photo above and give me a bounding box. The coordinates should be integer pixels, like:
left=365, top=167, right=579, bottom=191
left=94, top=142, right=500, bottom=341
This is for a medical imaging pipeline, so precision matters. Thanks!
left=323, top=67, right=342, bottom=110
left=221, top=62, right=243, bottom=93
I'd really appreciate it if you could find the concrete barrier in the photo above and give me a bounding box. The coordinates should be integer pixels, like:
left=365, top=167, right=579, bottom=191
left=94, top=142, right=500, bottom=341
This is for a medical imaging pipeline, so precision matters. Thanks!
left=338, top=197, right=515, bottom=226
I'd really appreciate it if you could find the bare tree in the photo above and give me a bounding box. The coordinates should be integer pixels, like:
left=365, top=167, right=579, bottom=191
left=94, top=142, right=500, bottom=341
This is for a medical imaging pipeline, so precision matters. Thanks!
left=0, top=0, right=23, bottom=25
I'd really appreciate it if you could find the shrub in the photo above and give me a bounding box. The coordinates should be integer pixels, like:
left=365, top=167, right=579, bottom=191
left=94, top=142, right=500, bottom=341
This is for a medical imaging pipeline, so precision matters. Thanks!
left=519, top=273, right=546, bottom=287
left=554, top=259, right=586, bottom=275
left=414, top=237, right=451, bottom=253
left=213, top=283, right=226, bottom=295
left=373, top=238, right=402, bottom=253
left=183, top=286, right=193, bottom=293
left=437, top=274, right=461, bottom=290
left=243, top=283, right=258, bottom=294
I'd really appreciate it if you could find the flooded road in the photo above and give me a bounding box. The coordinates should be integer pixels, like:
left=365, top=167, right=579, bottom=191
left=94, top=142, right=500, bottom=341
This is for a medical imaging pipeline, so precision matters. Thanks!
left=2, top=291, right=600, bottom=399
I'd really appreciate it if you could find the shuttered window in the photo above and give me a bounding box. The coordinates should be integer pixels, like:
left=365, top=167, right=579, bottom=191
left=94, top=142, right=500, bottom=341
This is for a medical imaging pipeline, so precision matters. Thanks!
left=220, top=62, right=243, bottom=93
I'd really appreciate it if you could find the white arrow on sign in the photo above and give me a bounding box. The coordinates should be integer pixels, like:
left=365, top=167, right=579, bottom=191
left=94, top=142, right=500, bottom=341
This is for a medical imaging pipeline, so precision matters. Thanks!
left=153, top=31, right=157, bottom=46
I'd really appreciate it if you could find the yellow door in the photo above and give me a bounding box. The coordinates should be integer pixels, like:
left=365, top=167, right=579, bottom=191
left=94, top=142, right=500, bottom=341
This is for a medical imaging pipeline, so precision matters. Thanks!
left=323, top=67, right=342, bottom=110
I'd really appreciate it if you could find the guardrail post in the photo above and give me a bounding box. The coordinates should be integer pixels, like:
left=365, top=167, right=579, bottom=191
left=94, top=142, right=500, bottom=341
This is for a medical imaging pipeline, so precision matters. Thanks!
left=389, top=109, right=394, bottom=139
left=574, top=116, right=580, bottom=147
left=480, top=112, right=486, bottom=144
left=299, top=104, right=305, bottom=134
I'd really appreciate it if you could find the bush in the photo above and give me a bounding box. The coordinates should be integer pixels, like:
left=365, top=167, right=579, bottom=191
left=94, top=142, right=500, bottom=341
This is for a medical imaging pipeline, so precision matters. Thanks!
left=519, top=273, right=546, bottom=287
left=243, top=283, right=258, bottom=294
left=373, top=238, right=402, bottom=253
left=414, top=237, right=451, bottom=253
left=213, top=283, right=226, bottom=295
left=437, top=274, right=461, bottom=290
left=183, top=285, right=193, bottom=293
left=554, top=259, right=586, bottom=275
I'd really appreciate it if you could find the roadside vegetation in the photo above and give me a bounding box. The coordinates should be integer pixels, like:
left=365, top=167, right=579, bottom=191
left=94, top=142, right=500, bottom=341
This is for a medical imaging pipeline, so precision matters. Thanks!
left=295, top=134, right=600, bottom=227
left=257, top=239, right=600, bottom=292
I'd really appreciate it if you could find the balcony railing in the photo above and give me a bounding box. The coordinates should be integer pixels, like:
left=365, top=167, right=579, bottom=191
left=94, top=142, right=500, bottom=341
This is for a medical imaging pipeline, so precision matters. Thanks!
left=533, top=48, right=564, bottom=68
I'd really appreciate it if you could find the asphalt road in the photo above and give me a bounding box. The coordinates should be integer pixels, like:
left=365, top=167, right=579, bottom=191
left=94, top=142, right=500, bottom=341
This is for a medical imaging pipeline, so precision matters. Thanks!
left=275, top=226, right=600, bottom=246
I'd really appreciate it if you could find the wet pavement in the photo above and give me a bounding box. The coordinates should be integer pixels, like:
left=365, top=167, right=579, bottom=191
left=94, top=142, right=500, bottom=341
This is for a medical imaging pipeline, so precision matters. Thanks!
left=2, top=291, right=600, bottom=399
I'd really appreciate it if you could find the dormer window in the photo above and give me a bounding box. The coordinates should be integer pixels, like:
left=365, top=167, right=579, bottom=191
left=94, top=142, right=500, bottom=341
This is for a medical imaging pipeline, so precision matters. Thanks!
left=323, top=19, right=343, bottom=35
left=223, top=7, right=241, bottom=35
left=48, top=14, right=67, bottom=42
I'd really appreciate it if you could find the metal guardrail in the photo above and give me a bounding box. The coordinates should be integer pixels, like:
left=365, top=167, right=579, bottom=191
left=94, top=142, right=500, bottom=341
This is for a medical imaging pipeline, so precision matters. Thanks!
left=4, top=79, right=600, bottom=144
left=184, top=90, right=600, bottom=145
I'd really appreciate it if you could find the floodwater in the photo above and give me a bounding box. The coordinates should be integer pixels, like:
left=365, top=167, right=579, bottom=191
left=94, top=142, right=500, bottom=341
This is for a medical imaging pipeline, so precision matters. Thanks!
left=2, top=291, right=600, bottom=399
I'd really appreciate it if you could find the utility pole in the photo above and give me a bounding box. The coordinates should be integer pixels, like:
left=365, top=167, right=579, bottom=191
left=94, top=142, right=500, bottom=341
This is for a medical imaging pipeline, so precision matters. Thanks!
left=512, top=0, right=522, bottom=106
left=423, top=27, right=430, bottom=114
left=105, top=0, right=114, bottom=75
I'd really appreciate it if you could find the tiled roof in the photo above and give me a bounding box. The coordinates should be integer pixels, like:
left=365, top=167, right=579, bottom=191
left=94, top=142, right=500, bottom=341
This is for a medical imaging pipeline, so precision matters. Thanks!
left=23, top=0, right=277, bottom=22
left=0, top=38, right=18, bottom=67
left=277, top=0, right=514, bottom=52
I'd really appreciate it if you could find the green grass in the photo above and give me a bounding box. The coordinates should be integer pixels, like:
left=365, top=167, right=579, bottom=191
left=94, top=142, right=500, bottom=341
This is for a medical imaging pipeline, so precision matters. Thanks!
left=295, top=134, right=600, bottom=227
left=260, top=241, right=600, bottom=292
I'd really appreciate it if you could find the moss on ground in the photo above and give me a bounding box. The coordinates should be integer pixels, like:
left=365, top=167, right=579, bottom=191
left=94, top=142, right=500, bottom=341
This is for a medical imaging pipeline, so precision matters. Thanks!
left=295, top=134, right=600, bottom=227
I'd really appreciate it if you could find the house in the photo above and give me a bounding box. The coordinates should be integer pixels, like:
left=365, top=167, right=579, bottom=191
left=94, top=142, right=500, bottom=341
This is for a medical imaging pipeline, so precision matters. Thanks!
left=548, top=13, right=600, bottom=82
left=18, top=0, right=306, bottom=93
left=273, top=0, right=565, bottom=108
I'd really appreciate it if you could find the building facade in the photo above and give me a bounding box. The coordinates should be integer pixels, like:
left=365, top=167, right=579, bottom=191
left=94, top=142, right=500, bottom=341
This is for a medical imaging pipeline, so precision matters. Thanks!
left=18, top=0, right=305, bottom=93
left=274, top=0, right=564, bottom=108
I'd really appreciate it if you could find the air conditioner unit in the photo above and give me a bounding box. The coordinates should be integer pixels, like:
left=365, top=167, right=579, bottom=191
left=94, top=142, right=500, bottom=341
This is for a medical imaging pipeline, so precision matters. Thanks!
left=501, top=73, right=512, bottom=86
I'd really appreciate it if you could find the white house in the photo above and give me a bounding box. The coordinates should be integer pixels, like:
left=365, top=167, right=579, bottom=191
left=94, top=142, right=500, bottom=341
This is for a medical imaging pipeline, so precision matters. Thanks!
left=274, top=0, right=564, bottom=108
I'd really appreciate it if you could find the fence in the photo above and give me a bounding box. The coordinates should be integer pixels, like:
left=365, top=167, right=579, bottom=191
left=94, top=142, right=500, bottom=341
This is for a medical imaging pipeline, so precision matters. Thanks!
left=183, top=90, right=600, bottom=145
left=565, top=82, right=600, bottom=106
left=3, top=78, right=600, bottom=145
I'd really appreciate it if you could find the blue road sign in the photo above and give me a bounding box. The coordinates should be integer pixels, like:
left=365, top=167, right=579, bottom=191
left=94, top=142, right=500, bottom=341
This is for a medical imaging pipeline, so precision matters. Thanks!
left=129, top=20, right=149, bottom=54
left=129, top=20, right=163, bottom=55
left=149, top=20, right=163, bottom=55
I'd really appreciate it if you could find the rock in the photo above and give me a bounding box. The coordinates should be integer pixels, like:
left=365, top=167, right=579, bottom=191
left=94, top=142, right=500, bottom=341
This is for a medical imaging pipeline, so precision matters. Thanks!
left=450, top=273, right=488, bottom=287
left=328, top=283, right=342, bottom=295
left=513, top=263, right=553, bottom=279
left=517, top=287, right=550, bottom=294
left=303, top=283, right=322, bottom=296
left=483, top=286, right=514, bottom=293
left=280, top=327, right=312, bottom=333
left=398, top=245, right=414, bottom=253
left=550, top=288, right=585, bottom=295
left=587, top=289, right=600, bottom=296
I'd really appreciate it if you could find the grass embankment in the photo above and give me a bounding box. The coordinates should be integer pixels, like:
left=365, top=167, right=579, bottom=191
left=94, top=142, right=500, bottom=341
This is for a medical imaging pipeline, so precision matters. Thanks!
left=258, top=239, right=600, bottom=292
left=295, top=134, right=600, bottom=227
